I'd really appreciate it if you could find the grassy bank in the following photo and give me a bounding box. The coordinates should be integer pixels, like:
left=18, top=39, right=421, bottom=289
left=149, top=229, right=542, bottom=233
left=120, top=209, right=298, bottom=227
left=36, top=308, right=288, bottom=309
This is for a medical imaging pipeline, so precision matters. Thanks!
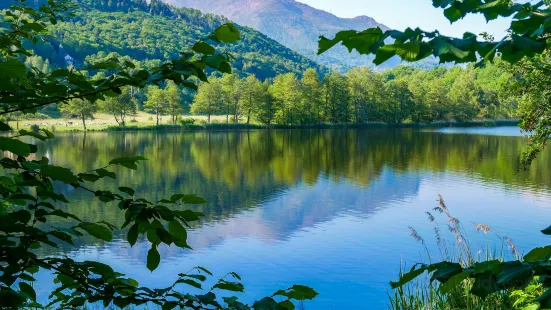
left=11, top=117, right=520, bottom=133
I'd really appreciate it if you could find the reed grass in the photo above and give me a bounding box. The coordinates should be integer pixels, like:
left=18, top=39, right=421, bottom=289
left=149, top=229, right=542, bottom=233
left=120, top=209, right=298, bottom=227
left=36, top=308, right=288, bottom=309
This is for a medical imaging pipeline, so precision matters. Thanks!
left=388, top=195, right=535, bottom=310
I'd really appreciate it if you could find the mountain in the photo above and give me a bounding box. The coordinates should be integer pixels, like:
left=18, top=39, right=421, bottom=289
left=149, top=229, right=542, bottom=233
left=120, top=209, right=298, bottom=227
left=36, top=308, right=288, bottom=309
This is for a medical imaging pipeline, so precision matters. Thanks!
left=6, top=0, right=327, bottom=79
left=164, top=0, right=400, bottom=71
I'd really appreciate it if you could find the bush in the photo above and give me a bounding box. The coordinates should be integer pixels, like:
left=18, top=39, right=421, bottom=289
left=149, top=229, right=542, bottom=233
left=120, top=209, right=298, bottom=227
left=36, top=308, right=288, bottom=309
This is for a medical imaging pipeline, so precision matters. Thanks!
left=147, top=116, right=153, bottom=121
left=129, top=119, right=138, bottom=123
left=180, top=118, right=196, bottom=125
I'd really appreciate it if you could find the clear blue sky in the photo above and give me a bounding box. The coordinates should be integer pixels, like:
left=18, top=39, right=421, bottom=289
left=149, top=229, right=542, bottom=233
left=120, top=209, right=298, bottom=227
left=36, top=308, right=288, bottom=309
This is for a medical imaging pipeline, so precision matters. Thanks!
left=297, top=0, right=511, bottom=38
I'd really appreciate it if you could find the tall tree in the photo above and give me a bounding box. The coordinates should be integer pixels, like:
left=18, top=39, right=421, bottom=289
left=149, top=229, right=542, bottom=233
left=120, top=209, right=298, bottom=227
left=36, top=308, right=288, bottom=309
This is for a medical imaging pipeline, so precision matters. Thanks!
left=190, top=77, right=222, bottom=123
left=241, top=75, right=263, bottom=125
left=300, top=69, right=322, bottom=124
left=221, top=74, right=242, bottom=124
left=60, top=98, right=98, bottom=130
left=383, top=79, right=415, bottom=124
left=255, top=80, right=276, bottom=126
left=448, top=71, right=480, bottom=122
left=271, top=73, right=300, bottom=125
left=98, top=87, right=137, bottom=126
left=165, top=81, right=183, bottom=124
left=144, top=86, right=167, bottom=126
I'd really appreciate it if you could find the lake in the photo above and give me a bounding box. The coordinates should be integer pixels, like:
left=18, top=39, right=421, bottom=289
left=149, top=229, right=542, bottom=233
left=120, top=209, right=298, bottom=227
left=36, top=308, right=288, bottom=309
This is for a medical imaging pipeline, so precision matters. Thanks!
left=33, top=127, right=551, bottom=309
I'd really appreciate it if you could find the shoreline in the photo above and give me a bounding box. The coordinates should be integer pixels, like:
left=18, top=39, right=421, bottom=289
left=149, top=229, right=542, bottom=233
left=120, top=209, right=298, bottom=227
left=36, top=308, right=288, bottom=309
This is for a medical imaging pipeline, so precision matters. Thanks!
left=12, top=119, right=520, bottom=133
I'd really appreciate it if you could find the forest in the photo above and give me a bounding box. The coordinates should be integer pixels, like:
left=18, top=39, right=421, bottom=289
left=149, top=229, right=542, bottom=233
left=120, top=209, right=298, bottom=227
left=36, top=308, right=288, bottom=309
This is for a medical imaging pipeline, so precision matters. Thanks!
left=24, top=0, right=327, bottom=80
left=23, top=54, right=518, bottom=127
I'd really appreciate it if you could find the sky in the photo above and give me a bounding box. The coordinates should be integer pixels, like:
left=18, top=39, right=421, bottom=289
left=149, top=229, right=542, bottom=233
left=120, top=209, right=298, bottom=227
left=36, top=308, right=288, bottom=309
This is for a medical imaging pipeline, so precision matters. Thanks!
left=297, top=0, right=511, bottom=39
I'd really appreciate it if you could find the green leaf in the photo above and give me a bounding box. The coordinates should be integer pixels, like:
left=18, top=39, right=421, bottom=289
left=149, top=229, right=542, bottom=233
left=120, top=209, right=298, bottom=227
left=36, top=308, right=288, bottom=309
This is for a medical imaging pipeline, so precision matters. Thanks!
left=430, top=262, right=462, bottom=283
left=374, top=45, right=397, bottom=65
left=78, top=223, right=113, bottom=241
left=496, top=261, right=533, bottom=287
left=253, top=297, right=279, bottom=310
left=41, top=165, right=79, bottom=184
left=213, top=23, right=241, bottom=43
left=168, top=220, right=187, bottom=242
left=390, top=265, right=427, bottom=288
left=176, top=279, right=202, bottom=289
left=192, top=41, right=215, bottom=55
left=127, top=224, right=139, bottom=246
left=95, top=168, right=116, bottom=179
left=439, top=272, right=470, bottom=294
left=444, top=6, right=463, bottom=23
left=109, top=156, right=147, bottom=170
left=278, top=300, right=295, bottom=310
left=19, top=282, right=36, bottom=301
left=525, top=246, right=551, bottom=262
left=147, top=247, right=161, bottom=272
left=162, top=303, right=177, bottom=310
left=0, top=59, right=27, bottom=80
left=0, top=121, right=12, bottom=132
left=471, top=271, right=499, bottom=297
left=542, top=225, right=551, bottom=235
left=119, top=187, right=135, bottom=196
left=0, top=138, right=31, bottom=156
left=214, top=281, right=244, bottom=292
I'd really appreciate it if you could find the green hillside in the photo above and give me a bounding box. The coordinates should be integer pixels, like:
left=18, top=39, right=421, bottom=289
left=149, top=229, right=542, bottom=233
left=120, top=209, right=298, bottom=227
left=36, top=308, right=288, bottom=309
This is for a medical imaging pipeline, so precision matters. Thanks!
left=13, top=0, right=327, bottom=80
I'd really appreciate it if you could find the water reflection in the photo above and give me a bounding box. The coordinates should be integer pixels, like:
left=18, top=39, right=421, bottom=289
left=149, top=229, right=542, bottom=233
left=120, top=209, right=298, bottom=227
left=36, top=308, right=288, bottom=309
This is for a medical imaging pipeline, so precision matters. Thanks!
left=33, top=128, right=551, bottom=309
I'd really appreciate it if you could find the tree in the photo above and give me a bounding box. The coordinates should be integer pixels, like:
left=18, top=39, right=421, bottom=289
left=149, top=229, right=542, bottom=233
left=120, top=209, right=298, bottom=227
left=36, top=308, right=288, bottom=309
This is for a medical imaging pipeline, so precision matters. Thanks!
left=60, top=98, right=98, bottom=130
left=165, top=81, right=183, bottom=124
left=346, top=67, right=384, bottom=123
left=241, top=75, right=263, bottom=124
left=98, top=87, right=137, bottom=126
left=221, top=74, right=242, bottom=124
left=300, top=68, right=322, bottom=124
left=448, top=71, right=480, bottom=122
left=322, top=72, right=349, bottom=123
left=382, top=79, right=415, bottom=124
left=190, top=77, right=222, bottom=123
left=271, top=73, right=300, bottom=125
left=255, top=80, right=276, bottom=126
left=144, top=86, right=168, bottom=126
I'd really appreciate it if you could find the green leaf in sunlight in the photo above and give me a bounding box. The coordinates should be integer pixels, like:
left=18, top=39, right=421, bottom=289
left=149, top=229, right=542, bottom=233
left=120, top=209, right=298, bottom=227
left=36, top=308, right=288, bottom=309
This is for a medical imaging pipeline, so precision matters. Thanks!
left=213, top=23, right=241, bottom=43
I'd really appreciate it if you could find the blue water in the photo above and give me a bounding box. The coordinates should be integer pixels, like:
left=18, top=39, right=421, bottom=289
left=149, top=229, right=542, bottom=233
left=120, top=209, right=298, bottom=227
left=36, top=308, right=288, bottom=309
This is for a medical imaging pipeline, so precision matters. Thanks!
left=33, top=127, right=551, bottom=309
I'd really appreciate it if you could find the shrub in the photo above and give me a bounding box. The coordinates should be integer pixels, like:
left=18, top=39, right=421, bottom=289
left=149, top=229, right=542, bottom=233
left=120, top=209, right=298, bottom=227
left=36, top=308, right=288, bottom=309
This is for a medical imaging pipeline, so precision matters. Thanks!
left=180, top=118, right=196, bottom=125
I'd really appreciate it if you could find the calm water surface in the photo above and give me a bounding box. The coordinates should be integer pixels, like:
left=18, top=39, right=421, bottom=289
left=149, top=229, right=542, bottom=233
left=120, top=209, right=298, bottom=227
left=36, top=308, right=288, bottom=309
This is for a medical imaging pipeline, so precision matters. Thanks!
left=33, top=127, right=551, bottom=309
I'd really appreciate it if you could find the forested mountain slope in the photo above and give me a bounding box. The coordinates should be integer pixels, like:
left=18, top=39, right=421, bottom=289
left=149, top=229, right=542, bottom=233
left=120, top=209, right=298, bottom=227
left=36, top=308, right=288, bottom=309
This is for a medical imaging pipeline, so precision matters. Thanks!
left=165, top=0, right=402, bottom=71
left=4, top=0, right=327, bottom=79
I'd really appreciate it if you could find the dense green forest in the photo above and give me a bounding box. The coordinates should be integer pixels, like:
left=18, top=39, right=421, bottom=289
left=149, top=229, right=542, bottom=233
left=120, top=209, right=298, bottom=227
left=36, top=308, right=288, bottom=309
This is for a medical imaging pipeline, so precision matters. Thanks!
left=22, top=56, right=517, bottom=126
left=189, top=63, right=516, bottom=125
left=8, top=0, right=326, bottom=80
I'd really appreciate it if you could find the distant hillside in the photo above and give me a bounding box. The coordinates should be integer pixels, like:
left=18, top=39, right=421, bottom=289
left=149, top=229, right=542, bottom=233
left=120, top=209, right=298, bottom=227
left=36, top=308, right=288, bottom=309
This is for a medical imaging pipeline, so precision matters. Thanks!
left=6, top=0, right=327, bottom=79
left=165, top=0, right=402, bottom=71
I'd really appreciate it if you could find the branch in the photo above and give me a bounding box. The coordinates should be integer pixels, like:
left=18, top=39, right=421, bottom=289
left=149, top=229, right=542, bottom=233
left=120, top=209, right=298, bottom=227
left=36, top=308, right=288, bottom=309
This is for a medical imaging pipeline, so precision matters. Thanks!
left=0, top=86, right=119, bottom=115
